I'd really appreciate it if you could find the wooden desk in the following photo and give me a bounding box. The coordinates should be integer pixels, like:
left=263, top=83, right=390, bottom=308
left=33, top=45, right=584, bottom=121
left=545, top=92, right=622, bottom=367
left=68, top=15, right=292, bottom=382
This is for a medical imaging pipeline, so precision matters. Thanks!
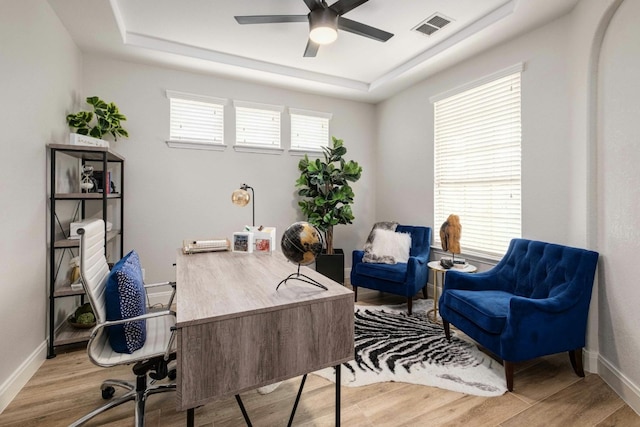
left=175, top=250, right=354, bottom=424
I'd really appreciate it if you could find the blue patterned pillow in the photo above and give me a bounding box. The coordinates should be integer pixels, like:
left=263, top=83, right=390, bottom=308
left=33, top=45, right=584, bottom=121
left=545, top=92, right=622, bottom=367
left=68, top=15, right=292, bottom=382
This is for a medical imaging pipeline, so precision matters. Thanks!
left=105, top=250, right=147, bottom=353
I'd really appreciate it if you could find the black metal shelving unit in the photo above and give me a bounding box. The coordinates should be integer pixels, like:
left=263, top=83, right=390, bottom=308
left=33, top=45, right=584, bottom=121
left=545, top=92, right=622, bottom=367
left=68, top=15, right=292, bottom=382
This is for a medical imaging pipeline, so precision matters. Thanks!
left=47, top=144, right=125, bottom=358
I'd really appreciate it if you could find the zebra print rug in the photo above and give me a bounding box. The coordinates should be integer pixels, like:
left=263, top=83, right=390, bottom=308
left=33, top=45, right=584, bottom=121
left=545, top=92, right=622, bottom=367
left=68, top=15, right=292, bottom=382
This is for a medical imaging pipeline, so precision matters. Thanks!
left=313, top=299, right=507, bottom=396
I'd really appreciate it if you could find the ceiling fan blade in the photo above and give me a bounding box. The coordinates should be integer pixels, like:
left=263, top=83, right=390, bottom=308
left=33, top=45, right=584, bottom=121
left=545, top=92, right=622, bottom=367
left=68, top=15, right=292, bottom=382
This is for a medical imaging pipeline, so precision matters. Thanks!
left=329, top=0, right=369, bottom=16
left=235, top=15, right=308, bottom=25
left=303, top=39, right=320, bottom=57
left=338, top=17, right=393, bottom=42
left=303, top=0, right=324, bottom=11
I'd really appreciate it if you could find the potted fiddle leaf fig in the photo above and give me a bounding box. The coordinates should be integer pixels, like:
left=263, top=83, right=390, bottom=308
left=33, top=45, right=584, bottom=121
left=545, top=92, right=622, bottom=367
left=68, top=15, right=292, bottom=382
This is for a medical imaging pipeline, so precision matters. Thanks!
left=67, top=96, right=129, bottom=145
left=296, top=136, right=362, bottom=283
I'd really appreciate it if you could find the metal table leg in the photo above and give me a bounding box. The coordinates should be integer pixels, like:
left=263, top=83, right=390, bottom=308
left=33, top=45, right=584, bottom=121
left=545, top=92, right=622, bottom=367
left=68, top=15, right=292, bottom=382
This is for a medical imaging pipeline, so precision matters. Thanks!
left=335, top=364, right=341, bottom=426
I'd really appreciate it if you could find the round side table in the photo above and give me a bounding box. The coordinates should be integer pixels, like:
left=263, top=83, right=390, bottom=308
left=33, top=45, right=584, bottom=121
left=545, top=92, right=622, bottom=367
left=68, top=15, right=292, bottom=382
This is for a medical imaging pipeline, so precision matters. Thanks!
left=427, top=260, right=477, bottom=322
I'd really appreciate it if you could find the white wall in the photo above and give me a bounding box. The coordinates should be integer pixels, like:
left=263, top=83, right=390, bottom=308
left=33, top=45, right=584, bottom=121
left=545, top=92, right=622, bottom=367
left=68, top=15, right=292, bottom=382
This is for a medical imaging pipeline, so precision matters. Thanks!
left=597, top=0, right=640, bottom=410
left=0, top=0, right=82, bottom=411
left=4, top=0, right=640, bottom=417
left=81, top=57, right=377, bottom=284
left=376, top=15, right=578, bottom=245
left=376, top=0, right=640, bottom=415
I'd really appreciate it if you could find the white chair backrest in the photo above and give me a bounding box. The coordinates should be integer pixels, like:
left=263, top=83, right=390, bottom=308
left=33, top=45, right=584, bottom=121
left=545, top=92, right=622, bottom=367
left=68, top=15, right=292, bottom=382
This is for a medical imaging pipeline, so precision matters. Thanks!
left=78, top=219, right=111, bottom=324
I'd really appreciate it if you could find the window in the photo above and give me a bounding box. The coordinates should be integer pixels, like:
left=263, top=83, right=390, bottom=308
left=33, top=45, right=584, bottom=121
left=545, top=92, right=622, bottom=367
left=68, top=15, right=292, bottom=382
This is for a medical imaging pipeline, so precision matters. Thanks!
left=166, top=90, right=226, bottom=150
left=432, top=64, right=522, bottom=257
left=290, top=108, right=332, bottom=153
left=234, top=100, right=283, bottom=153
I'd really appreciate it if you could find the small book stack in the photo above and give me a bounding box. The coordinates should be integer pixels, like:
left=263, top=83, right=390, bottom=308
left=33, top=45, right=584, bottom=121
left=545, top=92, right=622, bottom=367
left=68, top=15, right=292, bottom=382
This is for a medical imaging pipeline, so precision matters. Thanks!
left=70, top=280, right=84, bottom=292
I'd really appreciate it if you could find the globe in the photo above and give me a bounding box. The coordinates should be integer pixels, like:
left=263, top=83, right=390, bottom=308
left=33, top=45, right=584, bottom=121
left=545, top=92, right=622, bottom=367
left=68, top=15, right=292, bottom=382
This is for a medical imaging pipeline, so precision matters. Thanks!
left=281, top=222, right=323, bottom=266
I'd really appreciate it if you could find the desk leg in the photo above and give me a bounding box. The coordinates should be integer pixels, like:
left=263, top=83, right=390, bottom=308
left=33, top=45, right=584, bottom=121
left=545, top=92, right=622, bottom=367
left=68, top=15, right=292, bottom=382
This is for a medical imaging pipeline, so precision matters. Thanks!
left=335, top=364, right=341, bottom=427
left=287, top=374, right=308, bottom=427
left=235, top=395, right=253, bottom=427
left=187, top=408, right=194, bottom=427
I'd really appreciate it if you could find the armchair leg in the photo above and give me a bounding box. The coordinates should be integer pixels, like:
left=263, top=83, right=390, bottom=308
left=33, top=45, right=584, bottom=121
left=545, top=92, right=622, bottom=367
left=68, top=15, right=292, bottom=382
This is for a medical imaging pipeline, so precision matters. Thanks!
left=407, top=297, right=413, bottom=315
left=422, top=286, right=428, bottom=299
left=442, top=320, right=451, bottom=341
left=569, top=348, right=585, bottom=377
left=504, top=361, right=514, bottom=392
left=353, top=286, right=358, bottom=302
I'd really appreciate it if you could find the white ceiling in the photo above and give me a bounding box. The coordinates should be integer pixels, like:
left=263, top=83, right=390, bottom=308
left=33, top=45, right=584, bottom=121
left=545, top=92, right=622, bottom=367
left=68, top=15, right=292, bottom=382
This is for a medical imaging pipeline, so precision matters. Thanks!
left=48, top=0, right=580, bottom=103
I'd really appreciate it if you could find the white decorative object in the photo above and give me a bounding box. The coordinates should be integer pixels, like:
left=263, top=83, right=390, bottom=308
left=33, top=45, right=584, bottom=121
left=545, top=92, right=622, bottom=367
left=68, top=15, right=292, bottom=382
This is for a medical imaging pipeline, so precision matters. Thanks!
left=246, top=226, right=276, bottom=253
left=369, top=229, right=412, bottom=263
left=69, top=133, right=109, bottom=148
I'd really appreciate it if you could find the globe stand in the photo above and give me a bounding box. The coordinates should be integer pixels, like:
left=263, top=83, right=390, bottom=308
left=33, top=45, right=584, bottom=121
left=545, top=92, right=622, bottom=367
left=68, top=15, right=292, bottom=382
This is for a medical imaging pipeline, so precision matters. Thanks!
left=276, top=264, right=328, bottom=291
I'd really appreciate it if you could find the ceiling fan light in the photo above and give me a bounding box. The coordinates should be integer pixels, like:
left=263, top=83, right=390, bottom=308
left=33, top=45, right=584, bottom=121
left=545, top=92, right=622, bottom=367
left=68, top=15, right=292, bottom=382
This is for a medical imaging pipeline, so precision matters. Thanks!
left=309, top=8, right=338, bottom=45
left=310, top=26, right=338, bottom=44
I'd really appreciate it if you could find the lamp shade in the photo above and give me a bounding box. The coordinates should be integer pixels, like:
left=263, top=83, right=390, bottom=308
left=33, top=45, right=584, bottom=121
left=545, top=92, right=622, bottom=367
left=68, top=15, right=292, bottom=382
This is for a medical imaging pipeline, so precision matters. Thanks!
left=231, top=184, right=255, bottom=226
left=231, top=189, right=250, bottom=207
left=309, top=8, right=338, bottom=45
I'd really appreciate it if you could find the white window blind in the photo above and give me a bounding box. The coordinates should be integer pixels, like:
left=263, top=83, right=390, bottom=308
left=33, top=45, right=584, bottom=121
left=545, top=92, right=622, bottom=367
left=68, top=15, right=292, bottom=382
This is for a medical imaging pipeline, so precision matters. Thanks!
left=290, top=108, right=332, bottom=152
left=167, top=90, right=225, bottom=146
left=433, top=67, right=522, bottom=257
left=234, top=101, right=283, bottom=148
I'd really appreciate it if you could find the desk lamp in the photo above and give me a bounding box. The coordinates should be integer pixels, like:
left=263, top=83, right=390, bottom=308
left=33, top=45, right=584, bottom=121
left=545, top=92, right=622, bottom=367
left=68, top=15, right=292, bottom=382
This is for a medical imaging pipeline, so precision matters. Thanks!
left=231, top=184, right=255, bottom=226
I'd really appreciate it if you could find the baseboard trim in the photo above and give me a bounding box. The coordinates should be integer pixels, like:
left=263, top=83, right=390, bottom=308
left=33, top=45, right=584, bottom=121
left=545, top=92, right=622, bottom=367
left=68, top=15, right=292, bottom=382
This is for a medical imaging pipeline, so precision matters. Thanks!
left=583, top=348, right=599, bottom=373
left=0, top=340, right=47, bottom=414
left=598, top=354, right=640, bottom=415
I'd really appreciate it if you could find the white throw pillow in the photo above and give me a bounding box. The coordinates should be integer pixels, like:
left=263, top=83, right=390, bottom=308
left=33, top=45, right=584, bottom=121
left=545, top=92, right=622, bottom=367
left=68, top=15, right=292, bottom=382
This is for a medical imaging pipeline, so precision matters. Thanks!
left=369, top=229, right=412, bottom=263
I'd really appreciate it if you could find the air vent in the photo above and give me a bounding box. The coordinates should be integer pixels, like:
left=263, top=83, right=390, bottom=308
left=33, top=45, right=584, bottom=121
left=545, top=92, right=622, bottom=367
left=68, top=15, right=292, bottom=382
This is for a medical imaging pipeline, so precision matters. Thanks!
left=413, top=13, right=452, bottom=37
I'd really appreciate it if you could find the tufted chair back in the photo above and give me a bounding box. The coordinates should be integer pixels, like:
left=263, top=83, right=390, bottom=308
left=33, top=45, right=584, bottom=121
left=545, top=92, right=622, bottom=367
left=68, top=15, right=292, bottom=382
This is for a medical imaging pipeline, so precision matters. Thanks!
left=491, top=239, right=598, bottom=301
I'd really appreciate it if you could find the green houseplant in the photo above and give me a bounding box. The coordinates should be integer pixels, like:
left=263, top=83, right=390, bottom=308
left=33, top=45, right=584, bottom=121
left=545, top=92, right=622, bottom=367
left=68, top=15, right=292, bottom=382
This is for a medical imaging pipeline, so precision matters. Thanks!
left=66, top=96, right=129, bottom=141
left=296, top=136, right=362, bottom=255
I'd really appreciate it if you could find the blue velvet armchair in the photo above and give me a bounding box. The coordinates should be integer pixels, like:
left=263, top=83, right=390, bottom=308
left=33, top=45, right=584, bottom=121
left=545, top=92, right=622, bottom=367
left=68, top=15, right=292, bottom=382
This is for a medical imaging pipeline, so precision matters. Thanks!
left=351, top=225, right=432, bottom=314
left=439, top=238, right=599, bottom=391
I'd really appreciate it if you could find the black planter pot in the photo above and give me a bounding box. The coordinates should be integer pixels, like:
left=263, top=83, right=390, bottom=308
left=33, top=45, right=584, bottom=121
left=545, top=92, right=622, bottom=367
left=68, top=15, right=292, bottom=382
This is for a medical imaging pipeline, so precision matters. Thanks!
left=315, top=249, right=345, bottom=285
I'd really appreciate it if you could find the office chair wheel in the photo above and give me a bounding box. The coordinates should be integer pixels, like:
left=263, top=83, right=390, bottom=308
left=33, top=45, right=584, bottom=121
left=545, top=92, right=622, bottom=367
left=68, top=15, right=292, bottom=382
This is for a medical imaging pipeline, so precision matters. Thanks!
left=168, top=369, right=176, bottom=381
left=101, top=386, right=116, bottom=400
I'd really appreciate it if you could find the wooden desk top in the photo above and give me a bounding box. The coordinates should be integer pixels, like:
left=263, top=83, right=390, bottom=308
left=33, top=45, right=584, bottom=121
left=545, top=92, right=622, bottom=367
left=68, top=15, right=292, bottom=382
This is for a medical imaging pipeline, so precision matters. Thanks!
left=175, top=250, right=355, bottom=409
left=176, top=250, right=353, bottom=328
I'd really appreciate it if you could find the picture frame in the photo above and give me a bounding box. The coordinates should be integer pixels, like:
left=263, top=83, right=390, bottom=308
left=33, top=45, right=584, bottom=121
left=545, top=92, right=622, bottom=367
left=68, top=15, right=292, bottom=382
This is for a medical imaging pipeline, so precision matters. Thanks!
left=254, top=237, right=272, bottom=253
left=245, top=226, right=276, bottom=254
left=232, top=232, right=253, bottom=253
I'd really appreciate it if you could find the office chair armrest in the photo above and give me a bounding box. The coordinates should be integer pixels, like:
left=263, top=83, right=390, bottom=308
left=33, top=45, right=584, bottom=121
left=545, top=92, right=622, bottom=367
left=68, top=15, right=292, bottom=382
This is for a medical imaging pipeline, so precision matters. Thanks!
left=144, top=281, right=177, bottom=309
left=144, top=280, right=174, bottom=288
left=95, top=309, right=174, bottom=331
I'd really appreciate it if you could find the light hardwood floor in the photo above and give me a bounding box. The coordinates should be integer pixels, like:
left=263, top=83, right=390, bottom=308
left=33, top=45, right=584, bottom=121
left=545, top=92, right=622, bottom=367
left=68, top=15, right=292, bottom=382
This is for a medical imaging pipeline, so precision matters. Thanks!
left=2, top=288, right=639, bottom=427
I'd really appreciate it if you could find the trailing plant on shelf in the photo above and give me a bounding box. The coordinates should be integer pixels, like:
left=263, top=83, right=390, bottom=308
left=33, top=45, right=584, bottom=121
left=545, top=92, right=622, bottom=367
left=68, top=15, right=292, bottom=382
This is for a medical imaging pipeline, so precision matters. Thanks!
left=66, top=96, right=129, bottom=141
left=296, top=136, right=362, bottom=254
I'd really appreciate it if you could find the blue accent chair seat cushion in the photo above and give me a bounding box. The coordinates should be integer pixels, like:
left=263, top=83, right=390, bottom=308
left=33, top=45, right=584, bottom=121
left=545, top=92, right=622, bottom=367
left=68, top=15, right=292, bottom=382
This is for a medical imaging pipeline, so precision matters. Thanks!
left=351, top=225, right=432, bottom=314
left=105, top=250, right=147, bottom=353
left=439, top=238, right=599, bottom=391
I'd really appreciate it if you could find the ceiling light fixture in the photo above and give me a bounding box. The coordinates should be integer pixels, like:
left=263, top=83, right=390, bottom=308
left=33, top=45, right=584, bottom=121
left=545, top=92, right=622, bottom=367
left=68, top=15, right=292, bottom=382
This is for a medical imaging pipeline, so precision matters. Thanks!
left=309, top=8, right=338, bottom=45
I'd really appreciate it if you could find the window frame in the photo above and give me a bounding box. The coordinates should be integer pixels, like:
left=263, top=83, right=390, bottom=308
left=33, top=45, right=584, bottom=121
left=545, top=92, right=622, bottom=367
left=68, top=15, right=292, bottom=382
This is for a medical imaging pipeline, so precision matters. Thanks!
left=289, top=108, right=332, bottom=156
left=233, top=100, right=284, bottom=155
left=431, top=63, right=523, bottom=258
left=166, top=90, right=227, bottom=151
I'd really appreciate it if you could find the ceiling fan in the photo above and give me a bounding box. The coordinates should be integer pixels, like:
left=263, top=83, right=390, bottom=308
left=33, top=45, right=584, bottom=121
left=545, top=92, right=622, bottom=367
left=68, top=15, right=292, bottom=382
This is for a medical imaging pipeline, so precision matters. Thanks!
left=234, top=0, right=394, bottom=57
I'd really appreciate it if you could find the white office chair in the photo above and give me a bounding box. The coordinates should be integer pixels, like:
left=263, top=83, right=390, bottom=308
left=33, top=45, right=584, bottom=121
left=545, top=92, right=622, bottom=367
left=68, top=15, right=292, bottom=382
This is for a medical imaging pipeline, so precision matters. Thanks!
left=70, top=219, right=177, bottom=427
